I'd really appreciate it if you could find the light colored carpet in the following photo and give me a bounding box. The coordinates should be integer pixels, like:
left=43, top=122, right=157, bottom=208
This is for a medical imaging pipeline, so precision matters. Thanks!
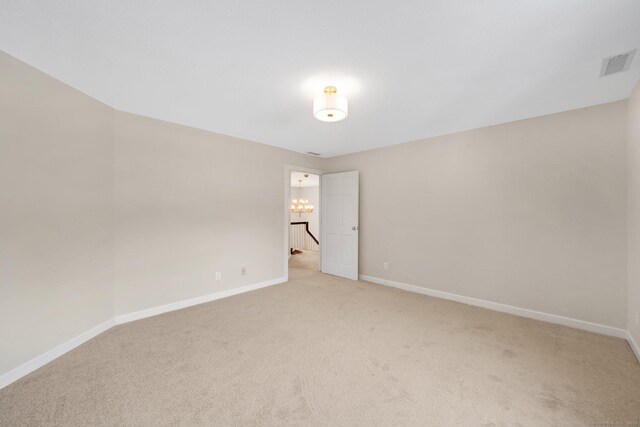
left=1, top=266, right=639, bottom=425
left=288, top=250, right=319, bottom=280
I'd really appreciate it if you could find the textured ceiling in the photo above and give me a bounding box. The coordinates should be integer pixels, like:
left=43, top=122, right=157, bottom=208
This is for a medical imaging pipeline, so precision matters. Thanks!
left=1, top=1, right=639, bottom=157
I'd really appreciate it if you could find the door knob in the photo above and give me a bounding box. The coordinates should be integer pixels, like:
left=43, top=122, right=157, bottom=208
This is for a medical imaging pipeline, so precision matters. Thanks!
left=352, top=226, right=359, bottom=230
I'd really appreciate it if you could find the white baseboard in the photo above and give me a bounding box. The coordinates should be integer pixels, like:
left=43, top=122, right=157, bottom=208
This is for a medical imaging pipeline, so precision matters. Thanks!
left=0, top=318, right=115, bottom=390
left=2, top=274, right=635, bottom=391
left=359, top=275, right=628, bottom=339
left=113, top=277, right=286, bottom=325
left=0, top=277, right=286, bottom=390
left=628, top=331, right=640, bottom=363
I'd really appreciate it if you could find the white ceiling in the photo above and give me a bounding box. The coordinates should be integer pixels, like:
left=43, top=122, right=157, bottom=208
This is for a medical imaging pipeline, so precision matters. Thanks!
left=291, top=172, right=319, bottom=188
left=1, top=1, right=639, bottom=157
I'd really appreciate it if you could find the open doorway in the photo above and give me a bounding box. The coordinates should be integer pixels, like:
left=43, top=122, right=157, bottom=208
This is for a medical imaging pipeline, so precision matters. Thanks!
left=288, top=171, right=320, bottom=279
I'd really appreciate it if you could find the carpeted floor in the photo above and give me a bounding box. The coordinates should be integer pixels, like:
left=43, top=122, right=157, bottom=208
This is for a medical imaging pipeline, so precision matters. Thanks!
left=288, top=250, right=320, bottom=280
left=1, top=256, right=639, bottom=425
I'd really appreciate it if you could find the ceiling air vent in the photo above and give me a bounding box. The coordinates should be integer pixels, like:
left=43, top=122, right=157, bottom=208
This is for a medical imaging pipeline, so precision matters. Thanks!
left=306, top=151, right=321, bottom=156
left=600, top=50, right=636, bottom=77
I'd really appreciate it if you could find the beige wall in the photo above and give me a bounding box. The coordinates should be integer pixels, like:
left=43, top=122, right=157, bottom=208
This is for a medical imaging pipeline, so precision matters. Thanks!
left=114, top=112, right=323, bottom=315
left=0, top=45, right=636, bottom=381
left=629, top=82, right=640, bottom=344
left=0, top=49, right=323, bottom=377
left=327, top=101, right=628, bottom=328
left=0, top=51, right=115, bottom=374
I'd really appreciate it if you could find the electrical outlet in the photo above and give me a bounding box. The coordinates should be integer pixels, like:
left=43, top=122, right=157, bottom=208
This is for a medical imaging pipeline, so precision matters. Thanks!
left=383, top=262, right=388, bottom=270
left=215, top=272, right=221, bottom=280
left=241, top=267, right=246, bottom=276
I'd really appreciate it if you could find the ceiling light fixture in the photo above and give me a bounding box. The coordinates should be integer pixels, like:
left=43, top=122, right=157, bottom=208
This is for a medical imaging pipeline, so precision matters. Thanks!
left=313, top=86, right=348, bottom=122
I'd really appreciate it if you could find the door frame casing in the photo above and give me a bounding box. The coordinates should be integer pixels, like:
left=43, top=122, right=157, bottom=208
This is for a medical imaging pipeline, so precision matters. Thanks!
left=284, top=164, right=325, bottom=282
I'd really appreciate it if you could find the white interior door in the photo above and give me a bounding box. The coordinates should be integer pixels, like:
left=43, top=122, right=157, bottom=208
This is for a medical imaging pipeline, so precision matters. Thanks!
left=321, top=171, right=359, bottom=280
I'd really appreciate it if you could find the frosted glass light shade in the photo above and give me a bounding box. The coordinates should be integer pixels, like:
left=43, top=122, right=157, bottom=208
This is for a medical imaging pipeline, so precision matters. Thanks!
left=313, top=87, right=348, bottom=122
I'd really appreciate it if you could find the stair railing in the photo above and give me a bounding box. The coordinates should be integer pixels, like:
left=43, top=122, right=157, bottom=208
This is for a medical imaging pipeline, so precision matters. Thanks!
left=290, top=221, right=319, bottom=253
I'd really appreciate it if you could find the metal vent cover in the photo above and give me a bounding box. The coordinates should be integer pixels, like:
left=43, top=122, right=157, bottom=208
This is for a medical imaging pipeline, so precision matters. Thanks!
left=600, top=50, right=636, bottom=77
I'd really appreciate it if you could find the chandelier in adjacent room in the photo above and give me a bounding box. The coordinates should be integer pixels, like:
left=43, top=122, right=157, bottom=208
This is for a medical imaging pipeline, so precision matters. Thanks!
left=291, top=175, right=314, bottom=217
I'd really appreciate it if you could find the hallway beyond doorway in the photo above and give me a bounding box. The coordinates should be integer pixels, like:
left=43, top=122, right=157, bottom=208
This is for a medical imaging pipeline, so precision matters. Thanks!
left=288, top=250, right=319, bottom=280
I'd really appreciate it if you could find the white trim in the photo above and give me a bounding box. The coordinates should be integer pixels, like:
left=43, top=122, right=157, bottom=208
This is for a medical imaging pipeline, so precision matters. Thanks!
left=359, top=275, right=628, bottom=339
left=114, top=277, right=286, bottom=324
left=0, top=318, right=115, bottom=389
left=627, top=331, right=640, bottom=363
left=0, top=277, right=286, bottom=390
left=3, top=274, right=635, bottom=390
